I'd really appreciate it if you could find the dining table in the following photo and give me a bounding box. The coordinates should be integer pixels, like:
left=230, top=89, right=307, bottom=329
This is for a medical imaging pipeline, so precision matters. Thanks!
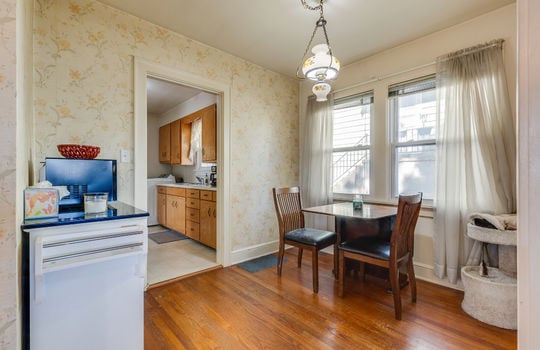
left=302, top=202, right=398, bottom=280
left=302, top=202, right=397, bottom=242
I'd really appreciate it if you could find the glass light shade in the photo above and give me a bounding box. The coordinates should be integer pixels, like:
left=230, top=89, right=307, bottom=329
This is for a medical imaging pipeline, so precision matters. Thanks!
left=312, top=81, right=331, bottom=102
left=302, top=43, right=340, bottom=81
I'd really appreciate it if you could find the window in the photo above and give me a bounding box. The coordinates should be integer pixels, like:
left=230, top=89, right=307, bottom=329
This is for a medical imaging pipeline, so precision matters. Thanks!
left=389, top=76, right=436, bottom=199
left=332, top=92, right=373, bottom=195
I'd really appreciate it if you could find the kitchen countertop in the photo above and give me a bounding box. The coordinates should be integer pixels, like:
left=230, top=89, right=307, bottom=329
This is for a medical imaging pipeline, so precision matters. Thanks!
left=21, top=201, right=148, bottom=230
left=159, top=183, right=217, bottom=191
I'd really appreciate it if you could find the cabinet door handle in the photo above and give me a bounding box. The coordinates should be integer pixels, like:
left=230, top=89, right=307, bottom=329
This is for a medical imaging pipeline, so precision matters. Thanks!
left=208, top=208, right=211, bottom=216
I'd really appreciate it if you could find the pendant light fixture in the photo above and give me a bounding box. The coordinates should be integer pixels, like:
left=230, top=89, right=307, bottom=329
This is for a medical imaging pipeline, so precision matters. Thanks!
left=296, top=0, right=340, bottom=102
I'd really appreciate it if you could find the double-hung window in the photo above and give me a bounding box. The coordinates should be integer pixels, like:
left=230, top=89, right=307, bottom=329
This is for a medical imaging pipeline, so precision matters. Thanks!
left=332, top=92, right=373, bottom=196
left=389, top=76, right=436, bottom=200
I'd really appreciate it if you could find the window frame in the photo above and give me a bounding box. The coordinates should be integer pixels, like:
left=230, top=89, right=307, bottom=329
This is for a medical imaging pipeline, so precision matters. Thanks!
left=388, top=75, right=437, bottom=203
left=331, top=91, right=374, bottom=200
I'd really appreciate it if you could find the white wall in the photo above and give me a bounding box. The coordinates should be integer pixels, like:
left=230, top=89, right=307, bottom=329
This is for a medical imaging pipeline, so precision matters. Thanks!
left=300, top=4, right=517, bottom=288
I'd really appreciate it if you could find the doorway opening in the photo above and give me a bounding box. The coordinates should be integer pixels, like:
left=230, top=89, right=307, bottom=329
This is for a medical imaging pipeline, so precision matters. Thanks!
left=133, top=58, right=231, bottom=286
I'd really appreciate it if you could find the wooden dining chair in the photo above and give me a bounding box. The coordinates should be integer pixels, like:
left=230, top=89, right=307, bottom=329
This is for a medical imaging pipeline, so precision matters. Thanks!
left=272, top=187, right=338, bottom=293
left=338, top=193, right=423, bottom=320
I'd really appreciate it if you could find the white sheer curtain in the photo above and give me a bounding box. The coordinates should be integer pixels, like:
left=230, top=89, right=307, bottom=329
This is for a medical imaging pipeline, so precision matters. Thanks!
left=433, top=39, right=516, bottom=284
left=300, top=95, right=334, bottom=229
left=189, top=118, right=202, bottom=164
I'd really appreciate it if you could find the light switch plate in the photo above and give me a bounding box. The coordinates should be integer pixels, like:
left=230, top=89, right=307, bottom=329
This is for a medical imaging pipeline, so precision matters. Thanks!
left=120, top=149, right=131, bottom=163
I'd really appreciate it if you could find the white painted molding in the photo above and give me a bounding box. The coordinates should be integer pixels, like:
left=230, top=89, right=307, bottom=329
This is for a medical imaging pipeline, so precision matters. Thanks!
left=230, top=240, right=280, bottom=265
left=133, top=56, right=232, bottom=268
left=414, top=262, right=464, bottom=291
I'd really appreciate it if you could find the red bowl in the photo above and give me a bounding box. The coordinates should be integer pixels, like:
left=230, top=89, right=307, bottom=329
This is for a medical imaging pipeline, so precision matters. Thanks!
left=57, top=144, right=100, bottom=159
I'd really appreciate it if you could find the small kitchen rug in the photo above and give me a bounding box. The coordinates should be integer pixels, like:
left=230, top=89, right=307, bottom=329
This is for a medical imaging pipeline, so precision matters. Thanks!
left=237, top=254, right=287, bottom=273
left=149, top=230, right=189, bottom=244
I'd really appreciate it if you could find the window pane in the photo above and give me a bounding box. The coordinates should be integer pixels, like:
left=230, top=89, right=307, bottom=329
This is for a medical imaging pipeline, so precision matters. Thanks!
left=396, top=144, right=435, bottom=199
left=396, top=89, right=436, bottom=143
left=333, top=104, right=371, bottom=148
left=333, top=150, right=370, bottom=194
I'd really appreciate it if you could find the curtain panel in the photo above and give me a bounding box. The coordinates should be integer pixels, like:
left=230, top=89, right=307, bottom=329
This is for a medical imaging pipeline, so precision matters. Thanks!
left=300, top=95, right=334, bottom=229
left=433, top=39, right=516, bottom=284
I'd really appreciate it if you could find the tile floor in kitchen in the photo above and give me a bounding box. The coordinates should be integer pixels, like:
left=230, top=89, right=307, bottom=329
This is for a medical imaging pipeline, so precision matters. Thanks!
left=147, top=225, right=218, bottom=285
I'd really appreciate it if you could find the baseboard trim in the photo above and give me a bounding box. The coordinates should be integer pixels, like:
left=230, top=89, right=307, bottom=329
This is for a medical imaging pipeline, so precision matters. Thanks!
left=229, top=242, right=464, bottom=291
left=414, top=262, right=464, bottom=291
left=230, top=240, right=279, bottom=265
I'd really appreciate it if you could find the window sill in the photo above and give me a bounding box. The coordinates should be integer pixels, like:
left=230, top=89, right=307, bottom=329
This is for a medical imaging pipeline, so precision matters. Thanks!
left=332, top=197, right=434, bottom=219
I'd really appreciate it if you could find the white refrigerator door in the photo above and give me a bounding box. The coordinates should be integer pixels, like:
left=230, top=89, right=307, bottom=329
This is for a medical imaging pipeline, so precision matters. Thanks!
left=29, top=223, right=146, bottom=350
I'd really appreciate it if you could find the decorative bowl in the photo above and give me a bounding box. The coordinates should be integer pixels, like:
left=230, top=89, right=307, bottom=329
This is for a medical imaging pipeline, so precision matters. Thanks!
left=57, top=144, right=101, bottom=159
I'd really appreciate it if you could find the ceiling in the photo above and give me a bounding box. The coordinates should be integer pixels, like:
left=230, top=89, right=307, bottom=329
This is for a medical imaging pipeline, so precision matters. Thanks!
left=106, top=0, right=514, bottom=112
left=146, top=78, right=202, bottom=115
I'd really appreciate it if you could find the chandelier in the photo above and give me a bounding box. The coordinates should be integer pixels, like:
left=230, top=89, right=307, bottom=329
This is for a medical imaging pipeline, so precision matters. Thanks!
left=296, top=0, right=340, bottom=102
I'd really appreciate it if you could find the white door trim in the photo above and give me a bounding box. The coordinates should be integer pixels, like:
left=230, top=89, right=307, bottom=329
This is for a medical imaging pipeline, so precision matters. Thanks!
left=133, top=56, right=232, bottom=267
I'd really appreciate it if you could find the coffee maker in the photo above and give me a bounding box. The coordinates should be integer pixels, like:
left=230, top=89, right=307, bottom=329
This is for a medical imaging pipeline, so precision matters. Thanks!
left=210, top=165, right=217, bottom=187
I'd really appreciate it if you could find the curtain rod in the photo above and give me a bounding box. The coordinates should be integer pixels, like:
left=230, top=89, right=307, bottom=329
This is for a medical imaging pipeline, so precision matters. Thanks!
left=332, top=61, right=436, bottom=95
left=438, top=39, right=504, bottom=62
left=332, top=38, right=505, bottom=96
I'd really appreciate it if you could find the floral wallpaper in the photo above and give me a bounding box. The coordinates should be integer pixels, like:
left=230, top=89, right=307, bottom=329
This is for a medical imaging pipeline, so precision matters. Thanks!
left=0, top=0, right=17, bottom=348
left=33, top=0, right=299, bottom=252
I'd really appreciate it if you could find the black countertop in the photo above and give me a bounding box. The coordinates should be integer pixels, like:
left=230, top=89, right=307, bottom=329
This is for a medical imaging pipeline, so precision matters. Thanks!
left=21, top=201, right=148, bottom=230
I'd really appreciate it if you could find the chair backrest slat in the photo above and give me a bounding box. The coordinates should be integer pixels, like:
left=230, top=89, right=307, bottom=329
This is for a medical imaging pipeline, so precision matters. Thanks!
left=272, top=187, right=305, bottom=236
left=390, top=193, right=422, bottom=262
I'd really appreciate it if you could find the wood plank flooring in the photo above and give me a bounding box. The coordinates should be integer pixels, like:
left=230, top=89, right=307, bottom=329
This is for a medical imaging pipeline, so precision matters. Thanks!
left=144, top=249, right=517, bottom=349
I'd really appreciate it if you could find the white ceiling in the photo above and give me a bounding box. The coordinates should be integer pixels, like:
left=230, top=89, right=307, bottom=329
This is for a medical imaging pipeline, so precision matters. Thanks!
left=146, top=77, right=202, bottom=115
left=105, top=0, right=515, bottom=112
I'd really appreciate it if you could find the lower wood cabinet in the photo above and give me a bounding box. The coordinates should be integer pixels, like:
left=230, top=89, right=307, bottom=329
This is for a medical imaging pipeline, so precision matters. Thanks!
left=157, top=186, right=186, bottom=234
left=157, top=190, right=167, bottom=227
left=157, top=186, right=216, bottom=249
left=199, top=199, right=216, bottom=249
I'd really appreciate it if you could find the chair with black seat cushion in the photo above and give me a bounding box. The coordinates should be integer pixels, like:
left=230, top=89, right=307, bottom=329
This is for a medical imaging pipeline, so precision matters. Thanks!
left=272, top=187, right=337, bottom=293
left=338, top=193, right=422, bottom=320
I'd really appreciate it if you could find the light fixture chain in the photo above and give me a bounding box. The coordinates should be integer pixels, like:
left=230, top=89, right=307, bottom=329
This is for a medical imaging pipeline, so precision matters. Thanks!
left=301, top=0, right=325, bottom=12
left=295, top=22, right=319, bottom=78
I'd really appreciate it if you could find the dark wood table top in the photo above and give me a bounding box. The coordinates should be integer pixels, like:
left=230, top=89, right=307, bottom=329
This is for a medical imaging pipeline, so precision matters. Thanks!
left=302, top=202, right=397, bottom=220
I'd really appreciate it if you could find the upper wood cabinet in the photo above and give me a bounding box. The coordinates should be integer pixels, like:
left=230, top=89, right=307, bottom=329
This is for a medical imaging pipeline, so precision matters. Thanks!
left=170, top=119, right=181, bottom=165
left=159, top=103, right=217, bottom=165
left=201, top=104, right=217, bottom=163
left=179, top=104, right=217, bottom=165
left=159, top=124, right=171, bottom=163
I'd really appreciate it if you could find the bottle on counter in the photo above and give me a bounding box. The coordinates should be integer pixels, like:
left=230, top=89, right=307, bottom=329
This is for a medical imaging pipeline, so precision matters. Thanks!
left=204, top=174, right=209, bottom=185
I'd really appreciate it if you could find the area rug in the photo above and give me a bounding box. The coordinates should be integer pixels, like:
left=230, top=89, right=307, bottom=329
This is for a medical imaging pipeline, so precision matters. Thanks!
left=237, top=254, right=287, bottom=273
left=149, top=230, right=189, bottom=244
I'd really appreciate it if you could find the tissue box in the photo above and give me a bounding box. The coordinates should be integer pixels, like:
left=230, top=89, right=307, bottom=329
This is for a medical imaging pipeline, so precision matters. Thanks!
left=24, top=188, right=59, bottom=220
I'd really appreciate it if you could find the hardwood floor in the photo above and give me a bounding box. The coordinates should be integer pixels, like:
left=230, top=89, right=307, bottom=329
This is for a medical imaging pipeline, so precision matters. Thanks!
left=144, top=249, right=517, bottom=349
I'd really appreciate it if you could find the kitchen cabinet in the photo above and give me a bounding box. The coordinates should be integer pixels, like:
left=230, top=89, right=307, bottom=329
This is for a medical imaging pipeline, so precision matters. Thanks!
left=156, top=185, right=216, bottom=249
left=201, top=104, right=217, bottom=162
left=170, top=119, right=181, bottom=164
left=157, top=187, right=167, bottom=227
left=199, top=189, right=216, bottom=249
left=159, top=104, right=216, bottom=165
left=159, top=124, right=171, bottom=163
left=158, top=186, right=186, bottom=234
left=185, top=189, right=200, bottom=240
left=179, top=103, right=217, bottom=165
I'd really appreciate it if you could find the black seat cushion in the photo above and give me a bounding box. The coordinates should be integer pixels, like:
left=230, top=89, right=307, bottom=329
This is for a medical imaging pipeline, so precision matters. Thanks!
left=339, top=237, right=390, bottom=260
left=284, top=228, right=337, bottom=247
